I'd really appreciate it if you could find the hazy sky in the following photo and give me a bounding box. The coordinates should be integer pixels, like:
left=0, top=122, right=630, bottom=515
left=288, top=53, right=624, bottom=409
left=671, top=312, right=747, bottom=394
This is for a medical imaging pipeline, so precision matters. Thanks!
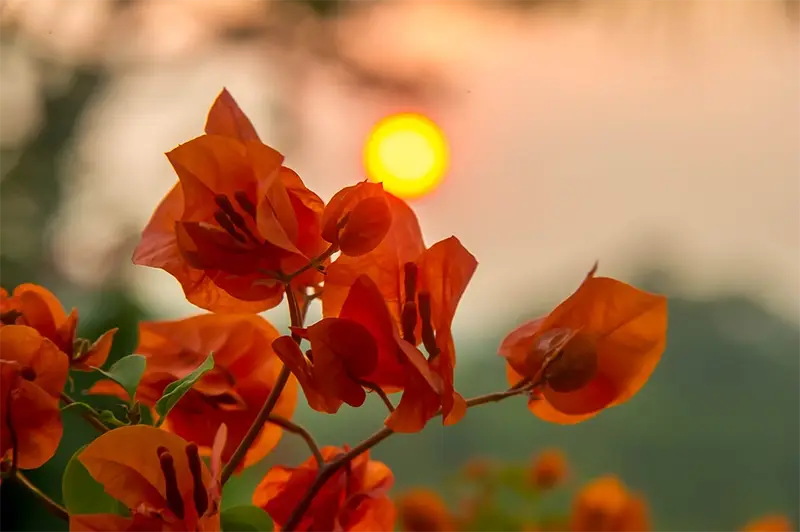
left=41, top=0, right=798, bottom=335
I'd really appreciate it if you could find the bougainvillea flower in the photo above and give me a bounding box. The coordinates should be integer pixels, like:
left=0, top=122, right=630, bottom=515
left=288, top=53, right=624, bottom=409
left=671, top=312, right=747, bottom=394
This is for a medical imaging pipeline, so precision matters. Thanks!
left=322, top=196, right=477, bottom=430
left=500, top=264, right=667, bottom=424
left=321, top=181, right=392, bottom=257
left=253, top=446, right=395, bottom=531
left=529, top=448, right=569, bottom=490
left=69, top=425, right=222, bottom=532
left=89, top=314, right=296, bottom=469
left=132, top=88, right=326, bottom=313
left=282, top=274, right=444, bottom=432
left=0, top=284, right=116, bottom=370
left=741, top=515, right=794, bottom=532
left=569, top=476, right=650, bottom=532
left=0, top=325, right=67, bottom=469
left=395, top=488, right=456, bottom=532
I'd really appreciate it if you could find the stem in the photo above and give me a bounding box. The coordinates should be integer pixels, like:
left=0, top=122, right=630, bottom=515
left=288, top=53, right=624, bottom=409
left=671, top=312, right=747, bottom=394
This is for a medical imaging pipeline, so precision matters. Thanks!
left=266, top=415, right=324, bottom=467
left=286, top=244, right=338, bottom=281
left=283, top=382, right=536, bottom=531
left=60, top=393, right=109, bottom=434
left=360, top=380, right=395, bottom=413
left=220, top=278, right=308, bottom=485
left=283, top=427, right=393, bottom=531
left=464, top=384, right=536, bottom=409
left=14, top=471, right=68, bottom=521
left=220, top=365, right=291, bottom=485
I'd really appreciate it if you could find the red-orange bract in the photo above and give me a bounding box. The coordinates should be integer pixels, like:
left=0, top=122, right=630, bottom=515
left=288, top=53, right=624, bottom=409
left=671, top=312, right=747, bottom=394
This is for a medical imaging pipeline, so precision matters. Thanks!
left=321, top=196, right=477, bottom=432
left=741, top=515, right=795, bottom=532
left=395, top=489, right=456, bottom=532
left=321, top=181, right=393, bottom=257
left=89, top=314, right=296, bottom=469
left=132, top=88, right=327, bottom=313
left=1, top=284, right=116, bottom=370
left=500, top=264, right=667, bottom=423
left=569, top=476, right=650, bottom=532
left=69, top=425, right=222, bottom=531
left=0, top=325, right=67, bottom=469
left=253, top=446, right=395, bottom=531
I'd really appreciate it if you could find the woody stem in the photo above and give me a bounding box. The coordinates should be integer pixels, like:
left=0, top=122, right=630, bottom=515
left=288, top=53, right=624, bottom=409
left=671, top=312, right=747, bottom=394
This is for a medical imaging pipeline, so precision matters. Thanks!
left=220, top=283, right=306, bottom=485
left=59, top=393, right=109, bottom=434
left=14, top=470, right=68, bottom=521
left=220, top=365, right=291, bottom=485
left=282, top=382, right=537, bottom=531
left=266, top=415, right=324, bottom=467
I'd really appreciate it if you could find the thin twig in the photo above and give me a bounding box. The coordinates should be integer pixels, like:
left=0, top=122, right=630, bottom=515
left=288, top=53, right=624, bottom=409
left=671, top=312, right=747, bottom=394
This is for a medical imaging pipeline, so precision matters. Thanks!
left=220, top=365, right=291, bottom=485
left=283, top=426, right=393, bottom=531
left=266, top=415, right=324, bottom=467
left=360, top=380, right=395, bottom=413
left=60, top=393, right=109, bottom=434
left=15, top=471, right=69, bottom=521
left=220, top=278, right=308, bottom=484
left=286, top=244, right=338, bottom=281
left=283, top=382, right=536, bottom=530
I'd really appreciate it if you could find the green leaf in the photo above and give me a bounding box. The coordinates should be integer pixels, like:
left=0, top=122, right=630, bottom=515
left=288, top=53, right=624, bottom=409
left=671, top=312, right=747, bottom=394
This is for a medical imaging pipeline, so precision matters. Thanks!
left=92, top=354, right=147, bottom=404
left=62, top=445, right=129, bottom=516
left=154, top=353, right=214, bottom=427
left=221, top=505, right=273, bottom=532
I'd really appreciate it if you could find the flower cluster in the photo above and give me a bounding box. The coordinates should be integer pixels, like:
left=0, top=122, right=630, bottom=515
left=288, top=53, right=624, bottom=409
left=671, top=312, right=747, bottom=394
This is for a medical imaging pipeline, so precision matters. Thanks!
left=1, top=89, right=678, bottom=532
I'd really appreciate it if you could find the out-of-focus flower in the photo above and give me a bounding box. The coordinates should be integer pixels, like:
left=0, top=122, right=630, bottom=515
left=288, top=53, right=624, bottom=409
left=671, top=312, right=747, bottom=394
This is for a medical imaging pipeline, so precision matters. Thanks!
left=570, top=476, right=650, bottom=532
left=530, top=448, right=568, bottom=490
left=395, top=488, right=456, bottom=532
left=741, top=515, right=795, bottom=532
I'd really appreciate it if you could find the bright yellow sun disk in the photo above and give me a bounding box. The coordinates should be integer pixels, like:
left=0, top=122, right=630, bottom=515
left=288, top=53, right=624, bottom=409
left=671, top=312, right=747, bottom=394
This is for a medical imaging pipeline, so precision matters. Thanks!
left=364, top=113, right=448, bottom=199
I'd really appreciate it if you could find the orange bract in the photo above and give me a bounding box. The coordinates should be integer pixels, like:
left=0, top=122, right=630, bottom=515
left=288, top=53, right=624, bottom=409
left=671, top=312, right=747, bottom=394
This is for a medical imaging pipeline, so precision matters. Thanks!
left=530, top=448, right=569, bottom=490
left=322, top=196, right=477, bottom=432
left=321, top=181, right=392, bottom=257
left=395, top=488, right=456, bottom=532
left=500, top=265, right=667, bottom=423
left=89, top=314, right=297, bottom=469
left=132, top=88, right=326, bottom=313
left=253, top=446, right=395, bottom=531
left=570, top=476, right=650, bottom=532
left=741, top=515, right=795, bottom=532
left=69, top=425, right=221, bottom=531
left=0, top=284, right=116, bottom=370
left=289, top=274, right=445, bottom=432
left=0, top=325, right=67, bottom=469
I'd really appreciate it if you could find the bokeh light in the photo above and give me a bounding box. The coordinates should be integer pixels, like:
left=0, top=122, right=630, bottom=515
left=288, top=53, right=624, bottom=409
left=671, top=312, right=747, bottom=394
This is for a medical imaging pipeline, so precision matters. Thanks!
left=364, top=113, right=448, bottom=199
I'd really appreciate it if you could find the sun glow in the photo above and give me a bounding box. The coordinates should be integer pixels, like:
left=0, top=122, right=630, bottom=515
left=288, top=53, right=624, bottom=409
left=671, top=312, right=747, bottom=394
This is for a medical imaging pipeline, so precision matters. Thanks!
left=364, top=113, right=449, bottom=199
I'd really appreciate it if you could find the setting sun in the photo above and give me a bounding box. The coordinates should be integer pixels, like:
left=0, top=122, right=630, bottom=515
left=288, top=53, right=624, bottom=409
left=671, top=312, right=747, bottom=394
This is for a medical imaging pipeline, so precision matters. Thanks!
left=364, top=113, right=449, bottom=199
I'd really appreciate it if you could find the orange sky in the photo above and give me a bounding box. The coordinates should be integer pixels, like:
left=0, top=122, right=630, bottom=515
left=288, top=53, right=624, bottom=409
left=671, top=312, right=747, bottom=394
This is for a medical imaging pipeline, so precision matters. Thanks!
left=12, top=0, right=794, bottom=333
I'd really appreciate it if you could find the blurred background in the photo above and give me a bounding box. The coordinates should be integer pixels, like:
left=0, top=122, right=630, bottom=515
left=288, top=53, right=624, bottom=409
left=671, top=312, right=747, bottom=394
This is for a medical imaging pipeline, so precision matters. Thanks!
left=0, top=0, right=798, bottom=530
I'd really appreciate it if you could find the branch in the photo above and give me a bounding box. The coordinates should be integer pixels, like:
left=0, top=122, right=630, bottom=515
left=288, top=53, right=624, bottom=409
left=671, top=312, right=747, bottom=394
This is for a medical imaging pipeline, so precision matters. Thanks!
left=266, top=415, right=324, bottom=467
left=359, top=380, right=395, bottom=413
left=283, top=380, right=537, bottom=530
left=220, top=365, right=291, bottom=485
left=14, top=471, right=68, bottom=521
left=283, top=426, right=393, bottom=531
left=220, top=277, right=308, bottom=485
